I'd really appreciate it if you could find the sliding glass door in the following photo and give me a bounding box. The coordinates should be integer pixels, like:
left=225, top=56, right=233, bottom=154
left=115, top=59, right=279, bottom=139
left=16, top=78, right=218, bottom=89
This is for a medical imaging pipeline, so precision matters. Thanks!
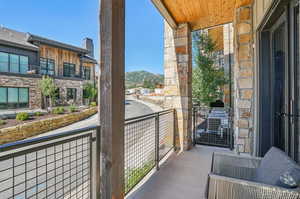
left=271, top=16, right=288, bottom=152
left=292, top=2, right=300, bottom=161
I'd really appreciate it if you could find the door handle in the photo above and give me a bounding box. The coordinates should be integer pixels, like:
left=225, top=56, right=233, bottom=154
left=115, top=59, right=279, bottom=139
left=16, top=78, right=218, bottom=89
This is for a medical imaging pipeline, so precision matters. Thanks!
left=276, top=112, right=300, bottom=118
left=276, top=112, right=288, bottom=117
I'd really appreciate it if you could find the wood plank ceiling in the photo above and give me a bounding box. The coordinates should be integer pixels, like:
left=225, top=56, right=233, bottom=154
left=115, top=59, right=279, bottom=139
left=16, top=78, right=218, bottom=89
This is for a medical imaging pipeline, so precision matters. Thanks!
left=160, top=0, right=252, bottom=30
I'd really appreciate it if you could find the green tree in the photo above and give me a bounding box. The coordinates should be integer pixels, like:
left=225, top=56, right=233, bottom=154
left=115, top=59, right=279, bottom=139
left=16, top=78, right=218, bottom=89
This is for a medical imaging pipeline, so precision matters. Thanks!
left=38, top=76, right=57, bottom=109
left=143, top=79, right=155, bottom=89
left=83, top=83, right=97, bottom=103
left=192, top=32, right=228, bottom=106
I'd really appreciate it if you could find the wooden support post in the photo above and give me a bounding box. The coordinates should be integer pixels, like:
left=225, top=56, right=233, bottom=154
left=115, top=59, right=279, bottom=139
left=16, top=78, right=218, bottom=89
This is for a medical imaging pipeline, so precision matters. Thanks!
left=99, top=0, right=125, bottom=198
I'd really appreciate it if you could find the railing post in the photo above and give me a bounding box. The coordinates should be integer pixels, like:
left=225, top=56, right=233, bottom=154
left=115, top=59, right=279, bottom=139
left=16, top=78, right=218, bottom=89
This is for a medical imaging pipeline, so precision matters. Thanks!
left=92, top=126, right=101, bottom=199
left=230, top=109, right=234, bottom=150
left=155, top=113, right=160, bottom=171
left=96, top=126, right=101, bottom=199
left=193, top=107, right=196, bottom=146
left=173, top=109, right=176, bottom=150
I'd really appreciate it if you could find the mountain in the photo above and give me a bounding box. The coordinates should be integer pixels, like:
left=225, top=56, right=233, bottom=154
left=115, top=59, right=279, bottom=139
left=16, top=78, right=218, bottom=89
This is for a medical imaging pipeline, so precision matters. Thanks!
left=125, top=70, right=164, bottom=89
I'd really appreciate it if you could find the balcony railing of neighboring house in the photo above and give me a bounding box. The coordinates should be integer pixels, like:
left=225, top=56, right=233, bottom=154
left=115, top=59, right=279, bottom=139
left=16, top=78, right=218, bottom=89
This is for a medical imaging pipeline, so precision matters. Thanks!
left=0, top=109, right=175, bottom=198
left=193, top=106, right=234, bottom=149
left=28, top=65, right=84, bottom=80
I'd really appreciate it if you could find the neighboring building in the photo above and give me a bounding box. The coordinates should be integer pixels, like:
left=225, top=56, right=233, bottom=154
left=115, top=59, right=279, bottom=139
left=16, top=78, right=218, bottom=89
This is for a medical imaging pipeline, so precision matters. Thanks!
left=154, top=84, right=164, bottom=95
left=154, top=88, right=164, bottom=95
left=0, top=27, right=97, bottom=109
left=140, top=88, right=151, bottom=95
left=126, top=88, right=137, bottom=95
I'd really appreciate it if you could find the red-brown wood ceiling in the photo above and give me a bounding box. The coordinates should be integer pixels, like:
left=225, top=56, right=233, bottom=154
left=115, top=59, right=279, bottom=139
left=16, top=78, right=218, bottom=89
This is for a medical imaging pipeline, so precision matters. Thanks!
left=162, top=0, right=252, bottom=30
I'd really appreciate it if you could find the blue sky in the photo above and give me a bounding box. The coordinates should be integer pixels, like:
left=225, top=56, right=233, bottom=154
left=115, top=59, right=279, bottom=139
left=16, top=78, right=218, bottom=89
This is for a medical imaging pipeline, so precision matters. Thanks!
left=0, top=0, right=164, bottom=74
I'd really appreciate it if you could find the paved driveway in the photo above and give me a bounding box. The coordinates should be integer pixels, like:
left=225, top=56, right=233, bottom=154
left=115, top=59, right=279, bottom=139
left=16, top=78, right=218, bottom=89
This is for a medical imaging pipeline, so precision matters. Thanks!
left=35, top=99, right=155, bottom=138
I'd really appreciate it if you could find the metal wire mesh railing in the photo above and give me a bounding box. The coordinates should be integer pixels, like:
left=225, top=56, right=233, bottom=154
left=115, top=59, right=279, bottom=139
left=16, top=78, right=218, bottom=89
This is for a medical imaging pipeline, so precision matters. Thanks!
left=0, top=109, right=175, bottom=198
left=193, top=107, right=233, bottom=149
left=124, top=109, right=175, bottom=194
left=0, top=126, right=100, bottom=199
left=158, top=111, right=175, bottom=161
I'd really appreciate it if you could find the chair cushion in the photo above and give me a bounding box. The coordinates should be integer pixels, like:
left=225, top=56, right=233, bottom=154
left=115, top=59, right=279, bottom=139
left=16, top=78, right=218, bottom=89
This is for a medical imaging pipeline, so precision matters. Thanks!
left=276, top=168, right=300, bottom=188
left=254, top=147, right=300, bottom=186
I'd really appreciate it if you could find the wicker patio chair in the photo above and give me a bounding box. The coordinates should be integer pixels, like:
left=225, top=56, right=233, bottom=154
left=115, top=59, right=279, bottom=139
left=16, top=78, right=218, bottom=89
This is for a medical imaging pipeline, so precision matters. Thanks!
left=207, top=152, right=300, bottom=199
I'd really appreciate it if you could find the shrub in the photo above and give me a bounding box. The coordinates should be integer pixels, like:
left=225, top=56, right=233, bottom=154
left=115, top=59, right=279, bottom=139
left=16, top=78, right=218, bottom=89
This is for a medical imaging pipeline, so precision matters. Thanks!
left=83, top=83, right=97, bottom=101
left=16, top=112, right=30, bottom=121
left=0, top=120, right=6, bottom=126
left=90, top=102, right=97, bottom=107
left=68, top=105, right=77, bottom=113
left=52, top=107, right=65, bottom=114
left=35, top=111, right=43, bottom=117
left=125, top=162, right=154, bottom=193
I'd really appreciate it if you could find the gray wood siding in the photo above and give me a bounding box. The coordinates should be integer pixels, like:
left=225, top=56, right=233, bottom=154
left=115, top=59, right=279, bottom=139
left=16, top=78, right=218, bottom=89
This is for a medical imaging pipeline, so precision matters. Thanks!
left=0, top=44, right=39, bottom=66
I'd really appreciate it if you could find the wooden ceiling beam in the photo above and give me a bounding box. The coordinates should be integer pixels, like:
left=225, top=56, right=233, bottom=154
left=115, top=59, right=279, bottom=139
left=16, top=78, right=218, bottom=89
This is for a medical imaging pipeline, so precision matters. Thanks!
left=151, top=0, right=178, bottom=29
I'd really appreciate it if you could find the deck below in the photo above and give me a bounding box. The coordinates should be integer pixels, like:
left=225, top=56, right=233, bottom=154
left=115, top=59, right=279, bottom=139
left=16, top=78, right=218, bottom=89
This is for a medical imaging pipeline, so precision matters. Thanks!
left=128, top=145, right=232, bottom=199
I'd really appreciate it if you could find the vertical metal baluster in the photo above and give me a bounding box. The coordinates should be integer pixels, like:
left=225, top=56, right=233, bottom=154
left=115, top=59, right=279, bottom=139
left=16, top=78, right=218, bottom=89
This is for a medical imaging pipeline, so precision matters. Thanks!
left=155, top=113, right=160, bottom=170
left=173, top=109, right=176, bottom=150
left=193, top=107, right=196, bottom=146
left=95, top=126, right=101, bottom=199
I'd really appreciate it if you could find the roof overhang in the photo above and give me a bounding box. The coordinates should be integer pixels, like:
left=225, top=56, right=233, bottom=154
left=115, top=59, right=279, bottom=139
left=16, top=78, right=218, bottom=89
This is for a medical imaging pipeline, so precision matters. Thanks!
left=81, top=55, right=98, bottom=64
left=28, top=34, right=89, bottom=54
left=152, top=0, right=253, bottom=31
left=0, top=39, right=39, bottom=51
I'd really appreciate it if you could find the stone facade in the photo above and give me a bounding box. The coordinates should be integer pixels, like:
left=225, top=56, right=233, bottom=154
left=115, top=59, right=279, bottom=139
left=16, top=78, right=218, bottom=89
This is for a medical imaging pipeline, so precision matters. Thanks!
left=54, top=78, right=85, bottom=106
left=0, top=107, right=97, bottom=144
left=0, top=75, right=42, bottom=109
left=233, top=4, right=254, bottom=154
left=0, top=74, right=89, bottom=109
left=164, top=21, right=193, bottom=151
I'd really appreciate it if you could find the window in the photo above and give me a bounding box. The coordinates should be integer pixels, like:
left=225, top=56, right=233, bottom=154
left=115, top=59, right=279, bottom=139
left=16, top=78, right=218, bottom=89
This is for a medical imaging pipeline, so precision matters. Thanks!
left=0, top=52, right=28, bottom=74
left=63, top=63, right=76, bottom=77
left=10, top=54, right=19, bottom=73
left=82, top=66, right=91, bottom=80
left=40, top=58, right=55, bottom=75
left=0, top=87, right=29, bottom=109
left=0, top=52, right=9, bottom=72
left=67, top=88, right=77, bottom=101
left=54, top=88, right=60, bottom=100
left=20, top=56, right=29, bottom=74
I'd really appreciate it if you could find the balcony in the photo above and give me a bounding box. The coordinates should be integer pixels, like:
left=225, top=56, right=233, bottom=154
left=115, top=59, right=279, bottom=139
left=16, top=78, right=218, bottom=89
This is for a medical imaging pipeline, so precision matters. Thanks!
left=27, top=65, right=86, bottom=80
left=0, top=107, right=236, bottom=199
left=0, top=110, right=176, bottom=199
left=128, top=145, right=231, bottom=199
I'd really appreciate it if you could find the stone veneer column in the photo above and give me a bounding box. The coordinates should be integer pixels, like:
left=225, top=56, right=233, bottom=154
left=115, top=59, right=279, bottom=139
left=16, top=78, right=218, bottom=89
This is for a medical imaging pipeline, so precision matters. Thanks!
left=234, top=4, right=254, bottom=154
left=164, top=21, right=193, bottom=151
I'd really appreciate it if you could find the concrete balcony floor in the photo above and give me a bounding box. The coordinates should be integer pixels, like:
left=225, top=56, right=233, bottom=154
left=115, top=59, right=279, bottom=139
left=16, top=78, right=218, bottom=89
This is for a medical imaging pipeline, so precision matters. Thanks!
left=128, top=145, right=232, bottom=199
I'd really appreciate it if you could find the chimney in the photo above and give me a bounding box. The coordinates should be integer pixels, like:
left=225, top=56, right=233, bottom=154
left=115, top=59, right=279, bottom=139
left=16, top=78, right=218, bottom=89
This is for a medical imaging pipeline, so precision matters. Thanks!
left=83, top=38, right=94, bottom=58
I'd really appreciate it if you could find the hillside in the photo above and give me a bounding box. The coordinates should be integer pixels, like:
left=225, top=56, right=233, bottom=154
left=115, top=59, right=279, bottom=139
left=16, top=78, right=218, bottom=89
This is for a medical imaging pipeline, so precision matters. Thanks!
left=125, top=70, right=164, bottom=89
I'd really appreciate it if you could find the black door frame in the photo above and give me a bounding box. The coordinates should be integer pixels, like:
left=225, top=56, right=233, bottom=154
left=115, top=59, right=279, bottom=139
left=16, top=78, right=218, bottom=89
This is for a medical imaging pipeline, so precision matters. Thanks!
left=257, top=0, right=299, bottom=159
left=269, top=12, right=288, bottom=152
left=288, top=0, right=299, bottom=161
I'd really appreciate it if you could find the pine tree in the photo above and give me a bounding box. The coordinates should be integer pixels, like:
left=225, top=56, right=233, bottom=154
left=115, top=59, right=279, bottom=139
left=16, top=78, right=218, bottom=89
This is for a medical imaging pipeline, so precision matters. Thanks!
left=192, top=32, right=229, bottom=106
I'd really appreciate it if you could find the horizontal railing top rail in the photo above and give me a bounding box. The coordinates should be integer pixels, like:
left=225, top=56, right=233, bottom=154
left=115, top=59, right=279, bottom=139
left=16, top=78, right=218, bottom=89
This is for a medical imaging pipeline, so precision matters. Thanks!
left=125, top=109, right=175, bottom=123
left=0, top=125, right=100, bottom=153
left=0, top=109, right=175, bottom=152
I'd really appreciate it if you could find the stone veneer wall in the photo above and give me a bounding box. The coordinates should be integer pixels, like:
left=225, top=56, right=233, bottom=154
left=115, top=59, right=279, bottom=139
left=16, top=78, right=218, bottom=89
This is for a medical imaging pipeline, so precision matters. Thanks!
left=0, top=74, right=87, bottom=109
left=0, top=75, right=42, bottom=109
left=233, top=4, right=254, bottom=154
left=164, top=21, right=193, bottom=151
left=0, top=107, right=97, bottom=145
left=55, top=78, right=84, bottom=106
